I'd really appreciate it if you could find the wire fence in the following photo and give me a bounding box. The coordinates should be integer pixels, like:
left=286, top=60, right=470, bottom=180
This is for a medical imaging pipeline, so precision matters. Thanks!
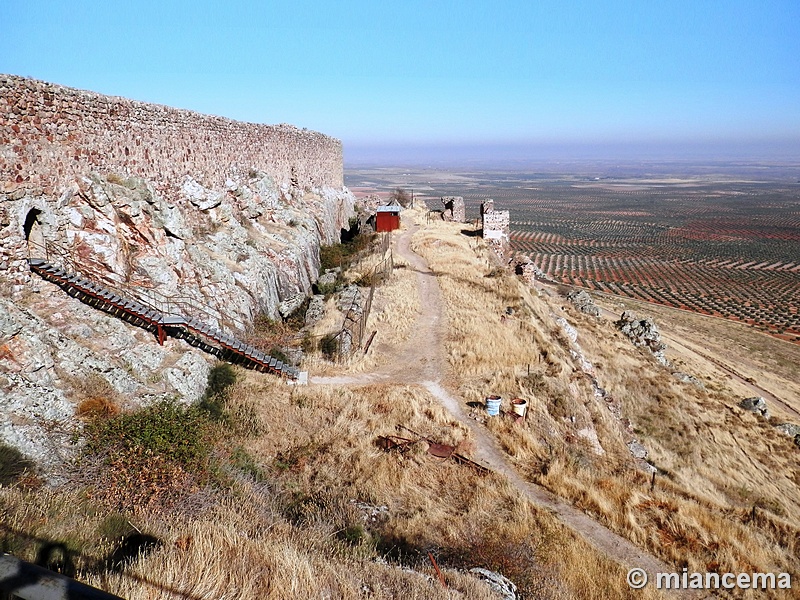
left=325, top=235, right=394, bottom=362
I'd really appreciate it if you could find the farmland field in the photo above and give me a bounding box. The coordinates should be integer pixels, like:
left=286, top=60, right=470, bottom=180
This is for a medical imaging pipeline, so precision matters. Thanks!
left=346, top=165, right=800, bottom=343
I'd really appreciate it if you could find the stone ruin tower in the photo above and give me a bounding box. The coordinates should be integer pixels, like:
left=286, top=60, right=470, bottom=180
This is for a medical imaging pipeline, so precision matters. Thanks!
left=481, top=199, right=510, bottom=261
left=440, top=196, right=465, bottom=222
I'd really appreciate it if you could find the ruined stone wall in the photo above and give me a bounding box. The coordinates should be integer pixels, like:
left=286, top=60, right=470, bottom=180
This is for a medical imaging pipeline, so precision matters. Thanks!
left=481, top=200, right=510, bottom=261
left=0, top=75, right=343, bottom=196
left=441, top=196, right=465, bottom=222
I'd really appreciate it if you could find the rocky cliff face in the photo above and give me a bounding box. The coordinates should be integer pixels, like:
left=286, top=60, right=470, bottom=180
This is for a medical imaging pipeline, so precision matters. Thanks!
left=1, top=173, right=354, bottom=473
left=1, top=75, right=354, bottom=476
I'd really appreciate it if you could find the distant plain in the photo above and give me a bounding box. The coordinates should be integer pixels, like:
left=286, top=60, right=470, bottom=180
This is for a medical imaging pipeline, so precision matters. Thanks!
left=346, top=162, right=800, bottom=343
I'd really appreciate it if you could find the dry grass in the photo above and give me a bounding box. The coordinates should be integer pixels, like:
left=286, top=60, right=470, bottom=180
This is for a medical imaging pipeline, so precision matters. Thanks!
left=1, top=369, right=665, bottom=599
left=410, top=218, right=800, bottom=597
left=303, top=228, right=421, bottom=377
left=8, top=212, right=797, bottom=598
left=592, top=292, right=800, bottom=416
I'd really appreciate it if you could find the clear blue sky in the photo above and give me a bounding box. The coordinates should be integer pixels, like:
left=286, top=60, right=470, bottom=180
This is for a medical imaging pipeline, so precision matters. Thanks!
left=2, top=1, right=799, bottom=163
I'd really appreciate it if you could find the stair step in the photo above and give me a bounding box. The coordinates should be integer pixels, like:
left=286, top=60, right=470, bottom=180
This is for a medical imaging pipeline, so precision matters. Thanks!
left=160, top=314, right=186, bottom=326
left=31, top=256, right=291, bottom=381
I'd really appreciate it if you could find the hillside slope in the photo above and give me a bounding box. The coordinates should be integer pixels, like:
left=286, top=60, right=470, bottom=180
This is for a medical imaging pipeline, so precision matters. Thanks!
left=1, top=208, right=797, bottom=599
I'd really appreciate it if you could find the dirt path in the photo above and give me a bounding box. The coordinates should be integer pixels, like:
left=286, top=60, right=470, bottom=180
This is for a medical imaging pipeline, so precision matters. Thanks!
left=312, top=220, right=698, bottom=597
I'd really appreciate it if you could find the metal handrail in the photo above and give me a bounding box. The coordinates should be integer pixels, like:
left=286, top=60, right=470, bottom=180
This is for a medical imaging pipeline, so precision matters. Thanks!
left=27, top=239, right=244, bottom=334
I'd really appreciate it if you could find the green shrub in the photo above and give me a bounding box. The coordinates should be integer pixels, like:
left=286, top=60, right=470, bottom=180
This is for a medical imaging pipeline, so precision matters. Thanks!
left=319, top=244, right=346, bottom=272
left=319, top=233, right=377, bottom=273
left=198, top=363, right=238, bottom=421
left=205, top=363, right=237, bottom=399
left=84, top=398, right=215, bottom=472
left=320, top=334, right=339, bottom=360
left=315, top=279, right=341, bottom=298
left=268, top=347, right=290, bottom=364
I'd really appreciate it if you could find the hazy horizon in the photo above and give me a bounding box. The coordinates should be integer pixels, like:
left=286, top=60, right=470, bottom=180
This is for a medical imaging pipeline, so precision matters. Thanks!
left=3, top=1, right=798, bottom=161
left=345, top=139, right=800, bottom=170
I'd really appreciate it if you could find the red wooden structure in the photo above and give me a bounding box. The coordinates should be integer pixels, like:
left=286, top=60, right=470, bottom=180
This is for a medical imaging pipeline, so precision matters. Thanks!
left=376, top=205, right=401, bottom=232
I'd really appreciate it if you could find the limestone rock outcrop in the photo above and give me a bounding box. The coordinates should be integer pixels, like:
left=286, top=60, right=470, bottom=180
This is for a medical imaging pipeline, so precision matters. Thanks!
left=0, top=76, right=356, bottom=471
left=740, top=396, right=770, bottom=419
left=567, top=289, right=601, bottom=316
left=615, top=310, right=668, bottom=365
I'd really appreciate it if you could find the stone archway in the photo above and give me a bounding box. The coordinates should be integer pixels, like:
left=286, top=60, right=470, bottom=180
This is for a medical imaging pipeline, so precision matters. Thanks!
left=23, top=208, right=45, bottom=257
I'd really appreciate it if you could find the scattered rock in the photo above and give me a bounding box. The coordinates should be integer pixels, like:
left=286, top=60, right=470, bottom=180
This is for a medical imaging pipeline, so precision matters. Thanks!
left=350, top=499, right=389, bottom=524
left=672, top=371, right=705, bottom=388
left=556, top=317, right=578, bottom=344
left=578, top=427, right=605, bottom=455
left=616, top=311, right=668, bottom=365
left=740, top=396, right=769, bottom=419
left=567, top=289, right=600, bottom=316
left=278, top=293, right=306, bottom=319
left=317, top=270, right=338, bottom=287
left=469, top=568, right=519, bottom=600
left=182, top=177, right=224, bottom=211
left=628, top=441, right=649, bottom=460
left=304, top=294, right=326, bottom=326
left=774, top=423, right=800, bottom=437
left=163, top=351, right=211, bottom=403
left=336, top=284, right=363, bottom=313
left=514, top=256, right=546, bottom=284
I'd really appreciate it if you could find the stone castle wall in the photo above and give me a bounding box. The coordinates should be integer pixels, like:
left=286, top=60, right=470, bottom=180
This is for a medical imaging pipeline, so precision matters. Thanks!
left=481, top=200, right=510, bottom=261
left=441, top=196, right=465, bottom=222
left=0, top=75, right=343, bottom=196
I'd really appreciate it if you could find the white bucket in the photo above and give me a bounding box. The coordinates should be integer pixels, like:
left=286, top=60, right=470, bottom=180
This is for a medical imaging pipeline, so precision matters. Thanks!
left=511, top=398, right=528, bottom=417
left=485, top=395, right=501, bottom=416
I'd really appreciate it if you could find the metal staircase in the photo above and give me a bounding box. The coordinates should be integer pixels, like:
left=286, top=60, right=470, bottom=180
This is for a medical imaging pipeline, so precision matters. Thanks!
left=27, top=256, right=301, bottom=380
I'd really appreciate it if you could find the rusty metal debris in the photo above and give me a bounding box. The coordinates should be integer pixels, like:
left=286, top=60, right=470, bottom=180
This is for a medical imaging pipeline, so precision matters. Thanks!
left=375, top=426, right=490, bottom=475
left=428, top=552, right=448, bottom=588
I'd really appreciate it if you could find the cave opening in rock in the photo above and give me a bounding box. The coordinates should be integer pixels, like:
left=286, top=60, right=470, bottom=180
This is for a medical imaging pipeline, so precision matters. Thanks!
left=23, top=208, right=45, bottom=256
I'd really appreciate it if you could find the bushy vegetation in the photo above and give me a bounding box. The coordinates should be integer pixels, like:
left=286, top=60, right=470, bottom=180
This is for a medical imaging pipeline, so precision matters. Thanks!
left=76, top=363, right=262, bottom=509
left=319, top=333, right=340, bottom=360
left=84, top=398, right=216, bottom=473
left=318, top=232, right=376, bottom=274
